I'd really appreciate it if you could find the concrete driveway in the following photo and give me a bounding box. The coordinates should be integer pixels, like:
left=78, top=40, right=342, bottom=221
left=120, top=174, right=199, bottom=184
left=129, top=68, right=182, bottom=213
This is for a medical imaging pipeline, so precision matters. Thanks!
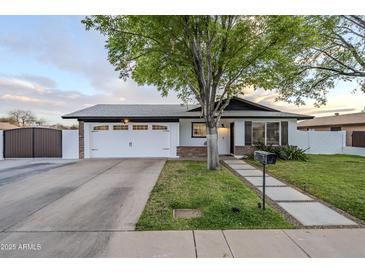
left=0, top=159, right=76, bottom=186
left=0, top=158, right=165, bottom=257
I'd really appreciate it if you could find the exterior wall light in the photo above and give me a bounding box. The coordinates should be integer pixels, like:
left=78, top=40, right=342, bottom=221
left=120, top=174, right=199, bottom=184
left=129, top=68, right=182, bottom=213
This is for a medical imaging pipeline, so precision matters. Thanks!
left=123, top=118, right=129, bottom=124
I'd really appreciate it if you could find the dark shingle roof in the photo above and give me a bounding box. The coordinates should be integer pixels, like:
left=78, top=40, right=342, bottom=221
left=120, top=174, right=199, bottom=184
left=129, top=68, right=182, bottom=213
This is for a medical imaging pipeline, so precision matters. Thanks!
left=63, top=104, right=194, bottom=118
left=62, top=102, right=312, bottom=120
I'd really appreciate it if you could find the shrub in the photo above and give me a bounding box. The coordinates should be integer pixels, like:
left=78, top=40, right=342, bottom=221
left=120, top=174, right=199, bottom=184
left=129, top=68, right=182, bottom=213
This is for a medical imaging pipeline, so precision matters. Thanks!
left=254, top=142, right=308, bottom=161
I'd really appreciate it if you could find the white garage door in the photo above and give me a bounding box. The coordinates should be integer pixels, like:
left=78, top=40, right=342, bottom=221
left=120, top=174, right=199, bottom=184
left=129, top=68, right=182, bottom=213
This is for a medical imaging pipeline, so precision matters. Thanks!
left=90, top=123, right=170, bottom=158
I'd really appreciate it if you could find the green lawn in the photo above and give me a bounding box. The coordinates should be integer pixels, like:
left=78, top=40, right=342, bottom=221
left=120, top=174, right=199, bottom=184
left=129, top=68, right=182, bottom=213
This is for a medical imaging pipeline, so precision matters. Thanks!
left=248, top=154, right=365, bottom=221
left=136, top=160, right=292, bottom=230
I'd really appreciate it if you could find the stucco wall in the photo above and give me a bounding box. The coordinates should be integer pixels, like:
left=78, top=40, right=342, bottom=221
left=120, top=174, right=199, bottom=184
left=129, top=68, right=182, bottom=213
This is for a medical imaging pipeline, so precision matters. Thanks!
left=179, top=118, right=233, bottom=148
left=179, top=118, right=206, bottom=146
left=234, top=120, right=245, bottom=146
left=62, top=130, right=79, bottom=159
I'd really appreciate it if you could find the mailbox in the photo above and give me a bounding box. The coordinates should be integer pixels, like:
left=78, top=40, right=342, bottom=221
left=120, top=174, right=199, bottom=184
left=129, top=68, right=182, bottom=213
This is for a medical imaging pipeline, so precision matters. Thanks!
left=254, top=150, right=277, bottom=211
left=254, top=151, right=277, bottom=165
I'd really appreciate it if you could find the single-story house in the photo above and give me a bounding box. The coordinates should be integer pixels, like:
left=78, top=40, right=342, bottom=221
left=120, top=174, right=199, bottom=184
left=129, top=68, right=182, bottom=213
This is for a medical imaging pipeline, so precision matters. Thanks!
left=62, top=97, right=312, bottom=159
left=298, top=111, right=365, bottom=132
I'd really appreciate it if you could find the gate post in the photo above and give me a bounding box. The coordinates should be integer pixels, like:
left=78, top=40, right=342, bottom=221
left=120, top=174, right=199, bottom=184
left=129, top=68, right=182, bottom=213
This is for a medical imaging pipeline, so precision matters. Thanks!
left=0, top=130, right=3, bottom=160
left=79, top=121, right=84, bottom=159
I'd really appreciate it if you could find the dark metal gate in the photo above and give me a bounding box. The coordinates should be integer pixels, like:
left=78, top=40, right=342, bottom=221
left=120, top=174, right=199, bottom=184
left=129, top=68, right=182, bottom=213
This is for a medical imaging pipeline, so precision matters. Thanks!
left=3, top=128, right=62, bottom=158
left=352, top=131, right=365, bottom=148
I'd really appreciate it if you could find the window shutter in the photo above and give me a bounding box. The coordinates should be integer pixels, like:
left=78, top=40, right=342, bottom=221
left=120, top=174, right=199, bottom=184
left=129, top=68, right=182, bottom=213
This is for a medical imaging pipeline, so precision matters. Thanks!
left=281, top=121, right=288, bottom=146
left=245, top=121, right=252, bottom=145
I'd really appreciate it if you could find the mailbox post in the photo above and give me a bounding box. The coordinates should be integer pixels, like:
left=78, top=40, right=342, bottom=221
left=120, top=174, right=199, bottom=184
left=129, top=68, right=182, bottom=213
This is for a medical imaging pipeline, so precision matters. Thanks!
left=254, top=151, right=277, bottom=211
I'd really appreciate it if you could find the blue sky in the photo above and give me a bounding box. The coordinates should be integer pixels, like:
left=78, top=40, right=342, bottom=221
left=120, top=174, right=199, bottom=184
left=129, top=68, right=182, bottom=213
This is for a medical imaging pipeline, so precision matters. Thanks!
left=0, top=16, right=364, bottom=125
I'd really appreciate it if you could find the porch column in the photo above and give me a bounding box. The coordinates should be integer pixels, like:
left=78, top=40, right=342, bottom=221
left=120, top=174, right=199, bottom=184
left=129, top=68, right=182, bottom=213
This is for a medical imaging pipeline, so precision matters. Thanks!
left=79, top=121, right=84, bottom=159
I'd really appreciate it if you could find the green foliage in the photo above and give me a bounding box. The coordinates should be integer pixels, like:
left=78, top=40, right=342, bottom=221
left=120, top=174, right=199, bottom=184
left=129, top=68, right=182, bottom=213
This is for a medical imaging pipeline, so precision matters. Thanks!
left=274, top=16, right=365, bottom=106
left=254, top=142, right=308, bottom=161
left=136, top=160, right=292, bottom=230
left=82, top=16, right=314, bottom=105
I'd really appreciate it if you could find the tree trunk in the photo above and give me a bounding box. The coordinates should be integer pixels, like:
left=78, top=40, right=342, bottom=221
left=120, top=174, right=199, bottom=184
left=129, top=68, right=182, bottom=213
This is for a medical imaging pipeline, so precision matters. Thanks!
left=207, top=125, right=219, bottom=170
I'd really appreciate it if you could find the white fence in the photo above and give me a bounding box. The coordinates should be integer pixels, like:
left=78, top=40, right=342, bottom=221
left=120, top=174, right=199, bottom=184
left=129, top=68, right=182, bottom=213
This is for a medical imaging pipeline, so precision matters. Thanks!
left=0, top=130, right=3, bottom=160
left=292, top=130, right=365, bottom=156
left=293, top=130, right=345, bottom=154
left=62, top=130, right=79, bottom=159
left=342, top=146, right=365, bottom=157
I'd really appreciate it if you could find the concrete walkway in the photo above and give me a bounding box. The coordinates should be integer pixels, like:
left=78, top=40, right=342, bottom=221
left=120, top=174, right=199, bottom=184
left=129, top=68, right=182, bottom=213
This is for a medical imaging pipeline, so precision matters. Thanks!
left=223, top=159, right=357, bottom=227
left=1, top=229, right=365, bottom=257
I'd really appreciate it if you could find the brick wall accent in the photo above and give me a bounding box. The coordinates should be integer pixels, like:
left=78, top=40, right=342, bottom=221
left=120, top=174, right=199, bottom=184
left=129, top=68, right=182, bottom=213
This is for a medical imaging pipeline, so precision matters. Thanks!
left=79, top=121, right=84, bottom=159
left=234, top=145, right=255, bottom=155
left=177, top=146, right=207, bottom=157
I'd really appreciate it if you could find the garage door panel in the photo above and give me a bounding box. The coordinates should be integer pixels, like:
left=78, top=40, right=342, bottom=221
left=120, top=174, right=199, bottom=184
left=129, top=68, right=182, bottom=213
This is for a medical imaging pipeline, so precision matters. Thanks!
left=91, top=130, right=131, bottom=158
left=90, top=123, right=170, bottom=158
left=130, top=130, right=170, bottom=157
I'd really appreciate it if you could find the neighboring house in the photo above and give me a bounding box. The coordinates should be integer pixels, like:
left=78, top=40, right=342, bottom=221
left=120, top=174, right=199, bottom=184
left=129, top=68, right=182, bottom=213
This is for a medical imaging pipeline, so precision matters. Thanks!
left=0, top=122, right=19, bottom=130
left=298, top=111, right=365, bottom=147
left=62, top=97, right=312, bottom=159
left=297, top=112, right=365, bottom=132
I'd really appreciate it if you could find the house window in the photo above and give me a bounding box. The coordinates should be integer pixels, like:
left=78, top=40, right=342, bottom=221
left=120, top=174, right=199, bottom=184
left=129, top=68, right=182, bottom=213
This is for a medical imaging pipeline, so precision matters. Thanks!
left=93, top=125, right=109, bottom=130
left=192, top=122, right=207, bottom=138
left=248, top=121, right=285, bottom=146
left=152, top=125, right=168, bottom=130
left=331, top=127, right=341, bottom=131
left=252, top=122, right=265, bottom=144
left=113, top=125, right=128, bottom=130
left=133, top=124, right=148, bottom=130
left=266, top=122, right=280, bottom=145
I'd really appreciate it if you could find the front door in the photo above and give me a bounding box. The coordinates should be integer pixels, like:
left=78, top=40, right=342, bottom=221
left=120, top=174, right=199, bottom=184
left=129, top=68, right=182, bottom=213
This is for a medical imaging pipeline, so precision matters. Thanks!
left=218, top=126, right=230, bottom=155
left=230, top=122, right=234, bottom=154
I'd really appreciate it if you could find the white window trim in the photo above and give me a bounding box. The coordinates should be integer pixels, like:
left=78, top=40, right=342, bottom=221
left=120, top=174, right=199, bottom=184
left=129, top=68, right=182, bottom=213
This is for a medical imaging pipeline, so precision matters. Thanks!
left=251, top=121, right=282, bottom=146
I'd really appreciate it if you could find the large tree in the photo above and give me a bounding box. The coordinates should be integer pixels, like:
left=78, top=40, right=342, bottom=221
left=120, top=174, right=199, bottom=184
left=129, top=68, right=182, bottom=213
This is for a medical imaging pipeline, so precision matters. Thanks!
left=275, top=16, right=365, bottom=106
left=8, top=110, right=37, bottom=127
left=83, top=16, right=313, bottom=170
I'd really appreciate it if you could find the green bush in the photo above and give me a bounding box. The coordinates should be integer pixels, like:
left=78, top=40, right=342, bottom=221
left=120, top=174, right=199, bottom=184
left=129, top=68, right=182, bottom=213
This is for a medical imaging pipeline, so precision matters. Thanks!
left=253, top=142, right=308, bottom=161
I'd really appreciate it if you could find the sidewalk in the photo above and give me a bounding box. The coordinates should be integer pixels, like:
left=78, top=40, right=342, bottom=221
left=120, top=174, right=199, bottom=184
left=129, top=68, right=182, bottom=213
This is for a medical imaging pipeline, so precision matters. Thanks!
left=223, top=159, right=358, bottom=227
left=103, top=228, right=365, bottom=258
left=1, top=228, right=365, bottom=257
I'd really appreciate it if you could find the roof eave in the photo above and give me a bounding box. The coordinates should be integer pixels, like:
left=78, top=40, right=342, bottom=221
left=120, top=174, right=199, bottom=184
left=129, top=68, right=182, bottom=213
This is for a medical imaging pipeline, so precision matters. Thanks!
left=62, top=114, right=313, bottom=120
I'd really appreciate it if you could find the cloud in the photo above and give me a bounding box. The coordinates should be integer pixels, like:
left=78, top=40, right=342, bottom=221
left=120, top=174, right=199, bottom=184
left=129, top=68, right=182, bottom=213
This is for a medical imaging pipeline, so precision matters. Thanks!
left=0, top=17, right=180, bottom=108
left=1, top=94, right=49, bottom=104
left=0, top=16, right=118, bottom=92
left=242, top=88, right=365, bottom=117
left=310, top=107, right=358, bottom=114
left=21, top=75, right=57, bottom=88
left=0, top=74, right=178, bottom=125
left=0, top=77, right=50, bottom=94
